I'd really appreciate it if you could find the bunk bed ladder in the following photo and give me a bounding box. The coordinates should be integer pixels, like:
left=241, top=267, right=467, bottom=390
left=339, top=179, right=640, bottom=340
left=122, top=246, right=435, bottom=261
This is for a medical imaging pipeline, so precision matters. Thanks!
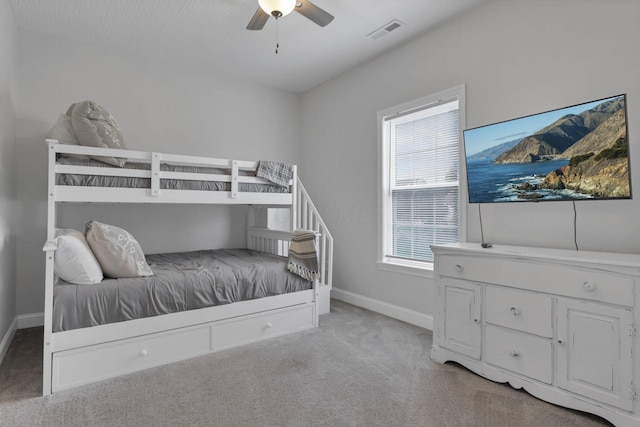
left=295, top=178, right=333, bottom=291
left=246, top=177, right=333, bottom=315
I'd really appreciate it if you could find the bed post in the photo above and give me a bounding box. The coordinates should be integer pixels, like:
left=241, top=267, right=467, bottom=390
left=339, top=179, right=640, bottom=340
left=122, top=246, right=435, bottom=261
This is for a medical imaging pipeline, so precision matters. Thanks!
left=246, top=206, right=255, bottom=249
left=313, top=231, right=321, bottom=327
left=290, top=165, right=297, bottom=232
left=42, top=140, right=58, bottom=395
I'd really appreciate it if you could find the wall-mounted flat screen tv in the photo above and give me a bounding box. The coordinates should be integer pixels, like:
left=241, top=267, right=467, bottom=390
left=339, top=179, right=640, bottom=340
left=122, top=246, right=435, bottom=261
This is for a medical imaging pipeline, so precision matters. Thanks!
left=463, top=94, right=631, bottom=203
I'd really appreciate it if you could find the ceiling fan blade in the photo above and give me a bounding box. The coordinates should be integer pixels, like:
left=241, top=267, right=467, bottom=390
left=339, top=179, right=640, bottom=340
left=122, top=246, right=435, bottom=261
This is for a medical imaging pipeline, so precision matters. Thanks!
left=246, top=7, right=270, bottom=30
left=295, top=0, right=334, bottom=27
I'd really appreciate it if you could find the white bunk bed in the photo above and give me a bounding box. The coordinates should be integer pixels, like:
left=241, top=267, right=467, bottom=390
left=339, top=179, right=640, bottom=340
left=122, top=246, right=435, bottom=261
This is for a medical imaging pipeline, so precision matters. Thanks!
left=42, top=139, right=333, bottom=395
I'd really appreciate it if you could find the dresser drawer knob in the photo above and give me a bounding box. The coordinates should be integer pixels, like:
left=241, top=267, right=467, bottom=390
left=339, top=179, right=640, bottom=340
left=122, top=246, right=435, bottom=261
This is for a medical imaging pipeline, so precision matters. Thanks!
left=473, top=318, right=479, bottom=323
left=510, top=349, right=520, bottom=358
left=510, top=307, right=521, bottom=316
left=583, top=281, right=596, bottom=292
left=139, top=349, right=148, bottom=357
left=455, top=264, right=464, bottom=272
left=266, top=322, right=273, bottom=329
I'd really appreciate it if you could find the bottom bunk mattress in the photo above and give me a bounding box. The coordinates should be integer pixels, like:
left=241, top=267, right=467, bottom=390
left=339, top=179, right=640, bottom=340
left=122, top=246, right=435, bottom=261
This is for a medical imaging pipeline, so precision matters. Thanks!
left=53, top=248, right=312, bottom=332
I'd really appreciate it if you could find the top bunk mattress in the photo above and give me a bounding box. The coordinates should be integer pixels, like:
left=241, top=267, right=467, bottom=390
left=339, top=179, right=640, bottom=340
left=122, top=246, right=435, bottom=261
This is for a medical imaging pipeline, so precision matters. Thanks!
left=53, top=248, right=312, bottom=332
left=55, top=157, right=290, bottom=193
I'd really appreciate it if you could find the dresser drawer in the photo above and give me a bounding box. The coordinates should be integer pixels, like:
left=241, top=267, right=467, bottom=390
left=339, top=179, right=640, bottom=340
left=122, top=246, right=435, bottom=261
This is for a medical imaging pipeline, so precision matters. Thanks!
left=485, top=286, right=553, bottom=337
left=52, top=325, right=211, bottom=392
left=211, top=303, right=314, bottom=351
left=438, top=255, right=634, bottom=307
left=484, top=325, right=553, bottom=384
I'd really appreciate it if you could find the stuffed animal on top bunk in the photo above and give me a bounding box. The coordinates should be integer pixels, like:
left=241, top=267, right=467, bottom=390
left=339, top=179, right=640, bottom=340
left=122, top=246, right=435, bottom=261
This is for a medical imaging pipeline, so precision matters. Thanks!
left=46, top=100, right=129, bottom=167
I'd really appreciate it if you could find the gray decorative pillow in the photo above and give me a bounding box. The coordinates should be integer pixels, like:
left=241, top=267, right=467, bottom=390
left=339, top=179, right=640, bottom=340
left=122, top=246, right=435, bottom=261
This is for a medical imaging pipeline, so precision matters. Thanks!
left=46, top=113, right=89, bottom=160
left=69, top=101, right=128, bottom=167
left=85, top=220, right=153, bottom=278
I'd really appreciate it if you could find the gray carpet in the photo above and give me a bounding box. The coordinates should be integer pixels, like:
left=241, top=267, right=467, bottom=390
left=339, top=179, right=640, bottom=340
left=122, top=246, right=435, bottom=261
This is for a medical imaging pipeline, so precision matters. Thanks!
left=0, top=301, right=611, bottom=427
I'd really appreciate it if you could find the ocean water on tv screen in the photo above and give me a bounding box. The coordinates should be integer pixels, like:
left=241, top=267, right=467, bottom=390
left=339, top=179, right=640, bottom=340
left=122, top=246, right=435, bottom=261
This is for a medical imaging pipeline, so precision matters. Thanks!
left=466, top=158, right=594, bottom=203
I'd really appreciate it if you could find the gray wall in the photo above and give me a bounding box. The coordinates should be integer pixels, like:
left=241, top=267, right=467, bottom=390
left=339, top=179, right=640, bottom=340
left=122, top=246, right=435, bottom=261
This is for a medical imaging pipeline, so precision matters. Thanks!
left=11, top=0, right=640, bottom=323
left=14, top=30, right=302, bottom=316
left=0, top=0, right=17, bottom=342
left=300, top=0, right=640, bottom=316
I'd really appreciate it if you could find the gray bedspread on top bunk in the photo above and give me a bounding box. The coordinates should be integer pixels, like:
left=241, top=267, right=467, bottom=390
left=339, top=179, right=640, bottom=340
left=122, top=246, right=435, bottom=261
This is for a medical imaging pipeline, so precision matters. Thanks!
left=53, top=249, right=312, bottom=332
left=55, top=157, right=290, bottom=193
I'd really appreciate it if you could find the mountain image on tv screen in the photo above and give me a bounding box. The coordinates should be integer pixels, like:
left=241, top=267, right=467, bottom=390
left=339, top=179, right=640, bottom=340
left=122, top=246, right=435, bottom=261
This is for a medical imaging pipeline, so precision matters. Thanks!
left=463, top=94, right=630, bottom=203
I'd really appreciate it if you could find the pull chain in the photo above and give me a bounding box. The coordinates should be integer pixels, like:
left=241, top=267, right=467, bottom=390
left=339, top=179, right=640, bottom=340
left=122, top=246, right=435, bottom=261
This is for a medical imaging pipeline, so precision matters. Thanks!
left=275, top=17, right=280, bottom=54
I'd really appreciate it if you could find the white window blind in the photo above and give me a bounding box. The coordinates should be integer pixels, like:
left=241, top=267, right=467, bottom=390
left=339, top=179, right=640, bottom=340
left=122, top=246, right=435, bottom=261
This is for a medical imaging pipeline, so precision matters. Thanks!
left=382, top=98, right=460, bottom=265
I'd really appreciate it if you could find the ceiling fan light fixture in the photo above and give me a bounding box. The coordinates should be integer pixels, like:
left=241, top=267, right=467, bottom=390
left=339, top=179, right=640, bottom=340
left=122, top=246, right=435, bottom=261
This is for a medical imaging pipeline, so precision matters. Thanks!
left=258, top=0, right=296, bottom=18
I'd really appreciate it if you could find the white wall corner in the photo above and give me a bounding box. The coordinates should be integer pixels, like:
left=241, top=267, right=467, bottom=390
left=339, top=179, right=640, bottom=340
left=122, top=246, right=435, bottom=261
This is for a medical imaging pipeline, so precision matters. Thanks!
left=0, top=318, right=18, bottom=367
left=17, top=312, right=44, bottom=329
left=331, top=287, right=433, bottom=330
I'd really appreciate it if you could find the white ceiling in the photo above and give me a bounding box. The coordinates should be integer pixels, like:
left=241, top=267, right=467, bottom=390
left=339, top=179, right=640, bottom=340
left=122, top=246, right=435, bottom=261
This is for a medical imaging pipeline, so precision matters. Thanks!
left=10, top=0, right=487, bottom=93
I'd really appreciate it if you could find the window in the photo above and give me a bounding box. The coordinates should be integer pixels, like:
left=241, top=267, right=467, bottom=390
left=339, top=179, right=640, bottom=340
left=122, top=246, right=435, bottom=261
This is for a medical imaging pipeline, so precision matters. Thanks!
left=378, top=86, right=465, bottom=273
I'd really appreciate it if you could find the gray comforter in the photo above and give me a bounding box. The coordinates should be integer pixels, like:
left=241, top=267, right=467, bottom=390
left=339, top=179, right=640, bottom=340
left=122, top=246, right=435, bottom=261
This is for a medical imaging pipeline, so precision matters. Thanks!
left=53, top=249, right=312, bottom=332
left=56, top=157, right=290, bottom=193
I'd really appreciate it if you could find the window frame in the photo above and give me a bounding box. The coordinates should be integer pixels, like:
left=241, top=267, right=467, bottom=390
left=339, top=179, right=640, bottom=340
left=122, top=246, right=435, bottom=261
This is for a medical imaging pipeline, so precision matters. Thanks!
left=377, top=85, right=467, bottom=276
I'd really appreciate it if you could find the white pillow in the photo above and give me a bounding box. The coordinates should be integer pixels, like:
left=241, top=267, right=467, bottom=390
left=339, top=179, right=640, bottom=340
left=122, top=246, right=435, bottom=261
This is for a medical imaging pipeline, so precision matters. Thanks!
left=85, top=220, right=153, bottom=278
left=69, top=101, right=128, bottom=167
left=54, top=229, right=104, bottom=285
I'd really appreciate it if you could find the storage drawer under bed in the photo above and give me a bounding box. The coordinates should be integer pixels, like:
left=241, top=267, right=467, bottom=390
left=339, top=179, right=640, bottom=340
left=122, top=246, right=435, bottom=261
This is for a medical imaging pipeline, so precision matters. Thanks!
left=52, top=324, right=211, bottom=392
left=51, top=303, right=315, bottom=392
left=212, top=303, right=314, bottom=351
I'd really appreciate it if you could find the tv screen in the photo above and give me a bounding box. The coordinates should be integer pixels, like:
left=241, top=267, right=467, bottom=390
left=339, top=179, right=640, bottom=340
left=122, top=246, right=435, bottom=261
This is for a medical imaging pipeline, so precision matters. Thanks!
left=463, top=94, right=631, bottom=203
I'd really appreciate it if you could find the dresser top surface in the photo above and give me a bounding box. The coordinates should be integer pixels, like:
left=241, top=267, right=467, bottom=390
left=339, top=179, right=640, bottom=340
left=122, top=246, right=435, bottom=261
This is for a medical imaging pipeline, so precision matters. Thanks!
left=432, top=243, right=640, bottom=270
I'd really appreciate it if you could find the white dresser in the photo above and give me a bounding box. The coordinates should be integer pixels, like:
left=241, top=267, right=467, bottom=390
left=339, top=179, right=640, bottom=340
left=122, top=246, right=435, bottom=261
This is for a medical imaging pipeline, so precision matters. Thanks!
left=431, top=243, right=640, bottom=427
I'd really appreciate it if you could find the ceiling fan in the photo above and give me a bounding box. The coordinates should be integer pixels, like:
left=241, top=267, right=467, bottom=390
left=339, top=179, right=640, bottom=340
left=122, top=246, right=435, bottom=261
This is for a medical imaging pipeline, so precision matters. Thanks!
left=247, top=0, right=334, bottom=30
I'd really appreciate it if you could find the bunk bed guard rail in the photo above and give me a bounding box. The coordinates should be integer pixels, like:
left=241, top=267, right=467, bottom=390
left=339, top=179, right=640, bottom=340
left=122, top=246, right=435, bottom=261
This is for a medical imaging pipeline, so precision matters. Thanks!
left=46, top=139, right=295, bottom=205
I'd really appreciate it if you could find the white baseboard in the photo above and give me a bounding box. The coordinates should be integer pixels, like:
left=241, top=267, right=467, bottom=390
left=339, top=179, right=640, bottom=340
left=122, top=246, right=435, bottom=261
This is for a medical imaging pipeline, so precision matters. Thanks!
left=17, top=312, right=44, bottom=329
left=0, top=318, right=18, bottom=367
left=331, top=287, right=433, bottom=330
left=0, top=312, right=44, bottom=367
